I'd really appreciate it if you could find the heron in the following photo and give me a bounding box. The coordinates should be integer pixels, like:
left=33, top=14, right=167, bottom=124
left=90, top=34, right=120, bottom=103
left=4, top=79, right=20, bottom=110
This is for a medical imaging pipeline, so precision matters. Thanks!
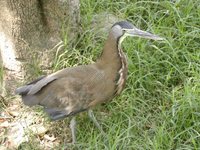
left=15, top=21, right=163, bottom=144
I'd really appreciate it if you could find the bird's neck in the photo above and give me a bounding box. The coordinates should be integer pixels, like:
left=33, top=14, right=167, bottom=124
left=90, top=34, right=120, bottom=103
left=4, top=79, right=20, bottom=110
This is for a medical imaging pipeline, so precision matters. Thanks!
left=96, top=33, right=128, bottom=95
left=98, top=34, right=123, bottom=68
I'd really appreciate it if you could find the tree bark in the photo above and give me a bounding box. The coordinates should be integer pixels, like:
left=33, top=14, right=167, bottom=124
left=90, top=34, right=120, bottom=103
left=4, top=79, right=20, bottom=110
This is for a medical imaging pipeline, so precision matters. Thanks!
left=0, top=0, right=80, bottom=95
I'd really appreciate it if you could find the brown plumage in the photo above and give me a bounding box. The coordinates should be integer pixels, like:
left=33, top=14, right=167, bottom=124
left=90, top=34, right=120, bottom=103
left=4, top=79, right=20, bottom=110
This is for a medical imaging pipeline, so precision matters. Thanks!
left=15, top=21, right=163, bottom=137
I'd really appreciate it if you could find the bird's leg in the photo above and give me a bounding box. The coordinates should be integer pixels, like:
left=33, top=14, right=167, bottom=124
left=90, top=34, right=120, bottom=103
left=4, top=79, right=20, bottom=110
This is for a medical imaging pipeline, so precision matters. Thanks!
left=88, top=109, right=105, bottom=136
left=69, top=117, right=76, bottom=144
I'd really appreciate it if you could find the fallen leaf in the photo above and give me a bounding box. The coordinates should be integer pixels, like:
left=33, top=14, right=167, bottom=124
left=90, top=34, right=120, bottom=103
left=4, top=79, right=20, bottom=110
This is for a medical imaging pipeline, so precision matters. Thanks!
left=6, top=120, right=29, bottom=148
left=7, top=111, right=19, bottom=117
left=8, top=104, right=19, bottom=110
left=0, top=111, right=12, bottom=119
left=0, top=145, right=8, bottom=150
left=0, top=128, right=6, bottom=136
left=44, top=134, right=56, bottom=142
left=0, top=121, right=10, bottom=128
left=30, top=125, right=48, bottom=136
left=0, top=118, right=7, bottom=123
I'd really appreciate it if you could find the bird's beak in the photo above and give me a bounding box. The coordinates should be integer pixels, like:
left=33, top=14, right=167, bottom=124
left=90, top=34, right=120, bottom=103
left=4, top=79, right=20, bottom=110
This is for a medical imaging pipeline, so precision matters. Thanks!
left=125, top=28, right=164, bottom=41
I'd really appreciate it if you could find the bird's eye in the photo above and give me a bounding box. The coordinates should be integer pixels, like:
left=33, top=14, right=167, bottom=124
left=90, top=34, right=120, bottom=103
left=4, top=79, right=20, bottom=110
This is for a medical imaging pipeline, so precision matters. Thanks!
left=122, top=29, right=127, bottom=33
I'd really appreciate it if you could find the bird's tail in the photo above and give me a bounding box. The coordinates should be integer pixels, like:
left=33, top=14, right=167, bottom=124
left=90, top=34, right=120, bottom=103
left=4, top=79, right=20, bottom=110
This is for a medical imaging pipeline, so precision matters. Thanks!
left=15, top=75, right=46, bottom=106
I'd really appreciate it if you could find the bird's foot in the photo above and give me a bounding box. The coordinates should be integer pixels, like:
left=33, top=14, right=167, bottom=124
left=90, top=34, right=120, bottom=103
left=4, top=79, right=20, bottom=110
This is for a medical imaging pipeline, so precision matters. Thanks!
left=88, top=109, right=109, bottom=146
left=88, top=109, right=106, bottom=136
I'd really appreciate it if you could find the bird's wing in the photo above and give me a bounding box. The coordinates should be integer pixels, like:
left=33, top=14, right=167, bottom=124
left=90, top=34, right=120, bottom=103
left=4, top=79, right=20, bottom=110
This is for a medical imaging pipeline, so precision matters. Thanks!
left=36, top=76, right=93, bottom=120
left=15, top=75, right=57, bottom=95
left=16, top=65, right=106, bottom=120
left=38, top=68, right=106, bottom=120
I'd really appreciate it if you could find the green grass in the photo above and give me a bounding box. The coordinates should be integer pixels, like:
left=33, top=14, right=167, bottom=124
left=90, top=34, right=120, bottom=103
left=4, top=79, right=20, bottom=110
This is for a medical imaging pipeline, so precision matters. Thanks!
left=2, top=0, right=200, bottom=149
left=68, top=0, right=199, bottom=149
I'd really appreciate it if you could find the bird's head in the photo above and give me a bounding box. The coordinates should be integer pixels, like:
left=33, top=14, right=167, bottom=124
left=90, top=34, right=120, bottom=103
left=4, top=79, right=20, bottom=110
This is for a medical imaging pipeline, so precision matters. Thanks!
left=111, top=21, right=163, bottom=44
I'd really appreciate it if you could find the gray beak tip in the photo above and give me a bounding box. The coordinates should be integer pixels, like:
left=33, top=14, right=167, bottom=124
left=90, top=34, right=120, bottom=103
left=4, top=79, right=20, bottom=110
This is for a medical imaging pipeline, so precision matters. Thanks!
left=154, top=36, right=165, bottom=41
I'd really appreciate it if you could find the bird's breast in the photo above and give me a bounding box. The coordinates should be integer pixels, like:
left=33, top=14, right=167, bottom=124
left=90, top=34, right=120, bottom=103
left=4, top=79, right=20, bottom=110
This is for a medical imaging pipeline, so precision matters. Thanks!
left=115, top=50, right=128, bottom=95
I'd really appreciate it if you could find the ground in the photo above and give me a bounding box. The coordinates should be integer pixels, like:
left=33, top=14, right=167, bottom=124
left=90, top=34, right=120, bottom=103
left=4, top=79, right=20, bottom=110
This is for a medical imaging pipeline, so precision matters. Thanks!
left=1, top=0, right=200, bottom=149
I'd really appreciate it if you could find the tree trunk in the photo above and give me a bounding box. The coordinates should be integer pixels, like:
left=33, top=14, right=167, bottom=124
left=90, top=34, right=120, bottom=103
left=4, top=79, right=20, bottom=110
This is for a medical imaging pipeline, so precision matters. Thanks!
left=0, top=0, right=80, bottom=95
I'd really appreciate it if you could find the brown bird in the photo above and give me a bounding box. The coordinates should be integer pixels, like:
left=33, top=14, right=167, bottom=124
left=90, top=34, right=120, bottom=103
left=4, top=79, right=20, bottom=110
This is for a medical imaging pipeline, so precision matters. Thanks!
left=15, top=21, right=163, bottom=144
